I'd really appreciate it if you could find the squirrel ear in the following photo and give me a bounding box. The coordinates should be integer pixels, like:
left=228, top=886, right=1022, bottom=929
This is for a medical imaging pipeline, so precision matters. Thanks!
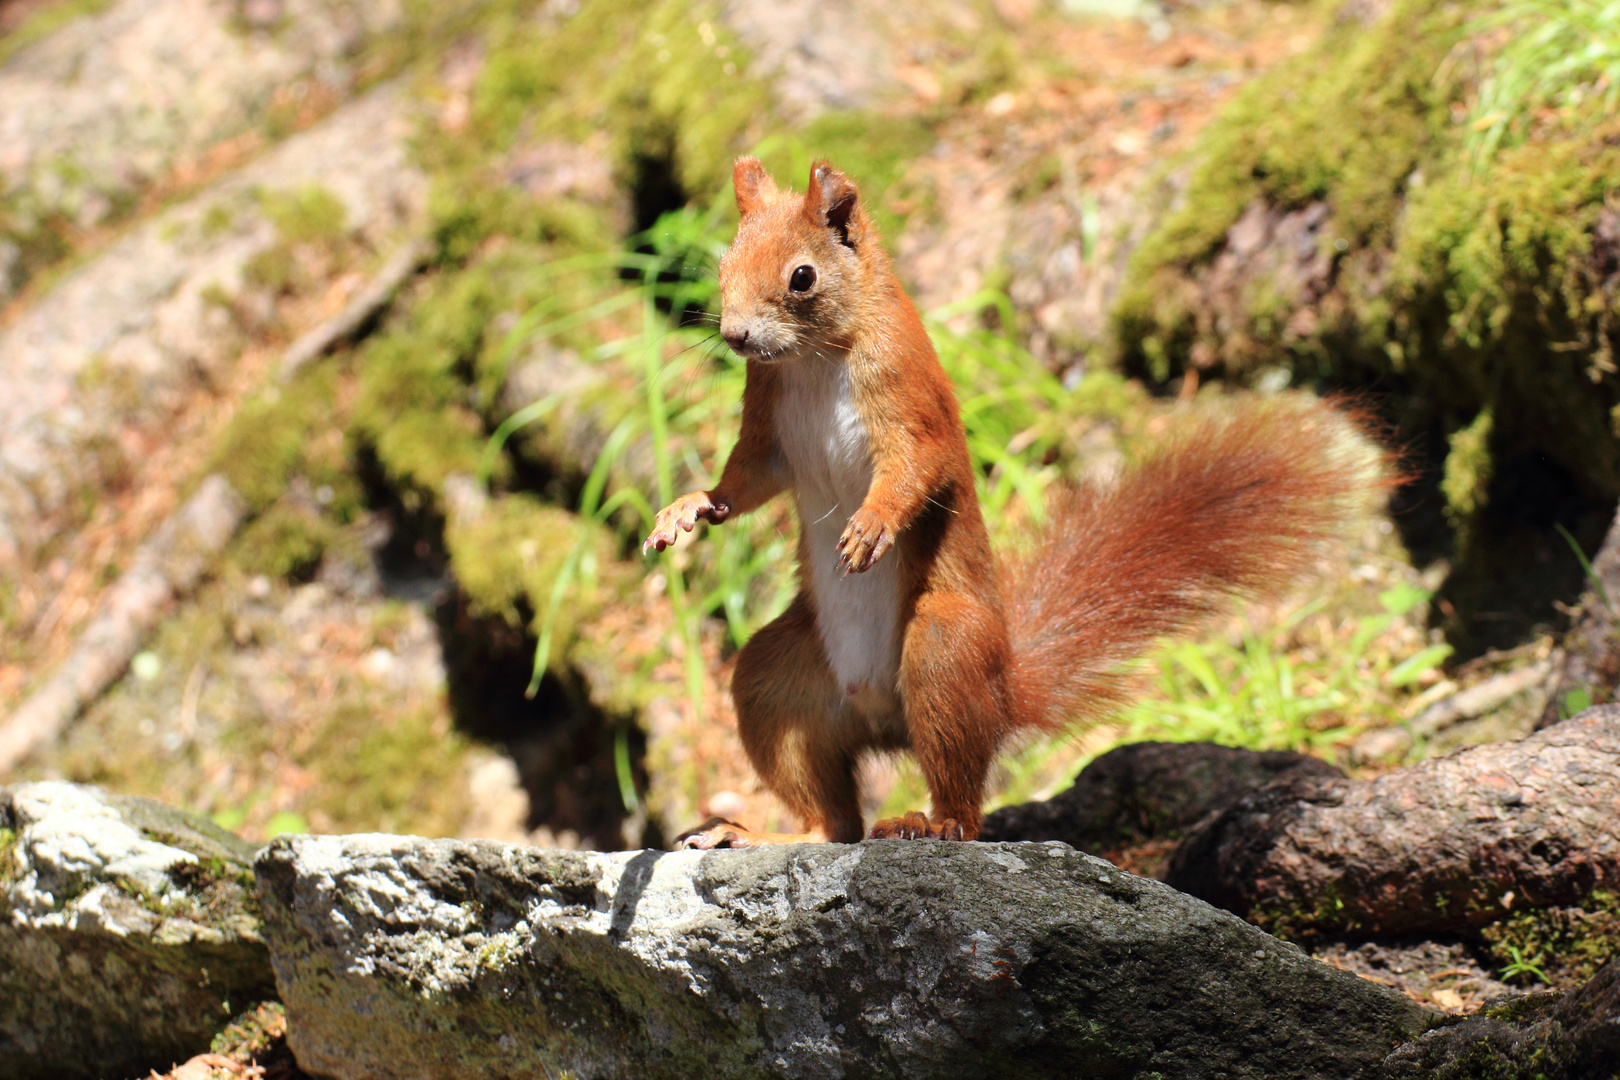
left=806, top=161, right=861, bottom=248
left=733, top=157, right=776, bottom=217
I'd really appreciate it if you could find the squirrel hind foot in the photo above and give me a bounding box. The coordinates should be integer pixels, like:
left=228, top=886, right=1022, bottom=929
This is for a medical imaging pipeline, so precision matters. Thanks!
left=674, top=817, right=829, bottom=849
left=866, top=813, right=966, bottom=842
left=674, top=817, right=753, bottom=849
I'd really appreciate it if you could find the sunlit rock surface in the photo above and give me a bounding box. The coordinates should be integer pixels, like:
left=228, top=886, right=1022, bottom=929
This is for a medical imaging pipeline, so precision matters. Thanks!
left=257, top=834, right=1427, bottom=1080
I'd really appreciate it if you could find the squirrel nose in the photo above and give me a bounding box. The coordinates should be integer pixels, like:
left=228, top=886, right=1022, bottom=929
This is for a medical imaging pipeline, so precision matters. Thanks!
left=722, top=326, right=751, bottom=353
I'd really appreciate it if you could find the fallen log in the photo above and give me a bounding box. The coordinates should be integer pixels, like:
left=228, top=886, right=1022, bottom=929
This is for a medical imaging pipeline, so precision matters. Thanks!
left=980, top=740, right=1341, bottom=854
left=1163, top=706, right=1620, bottom=936
left=0, top=475, right=244, bottom=776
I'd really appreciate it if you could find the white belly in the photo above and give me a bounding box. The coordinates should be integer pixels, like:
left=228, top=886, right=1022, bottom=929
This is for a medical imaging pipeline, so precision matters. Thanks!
left=775, top=357, right=903, bottom=700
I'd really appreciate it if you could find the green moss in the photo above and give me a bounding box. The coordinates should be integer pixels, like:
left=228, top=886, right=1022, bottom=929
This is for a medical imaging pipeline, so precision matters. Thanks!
left=1135, top=0, right=1462, bottom=274
left=1481, top=890, right=1620, bottom=987
left=200, top=202, right=236, bottom=239
left=754, top=110, right=938, bottom=241
left=209, top=1002, right=287, bottom=1059
left=474, top=936, right=517, bottom=973
left=1481, top=991, right=1562, bottom=1025
left=1113, top=0, right=1620, bottom=655
left=210, top=366, right=355, bottom=516
left=369, top=407, right=488, bottom=495
left=1118, top=0, right=1620, bottom=451
left=1117, top=0, right=1467, bottom=380
left=350, top=235, right=638, bottom=500
left=0, top=827, right=17, bottom=888
left=459, top=0, right=772, bottom=212
left=0, top=0, right=115, bottom=66
left=1442, top=407, right=1494, bottom=523
left=233, top=502, right=340, bottom=582
left=307, top=704, right=472, bottom=837
left=352, top=261, right=517, bottom=498
left=243, top=244, right=297, bottom=295
left=445, top=494, right=621, bottom=664
left=258, top=184, right=348, bottom=245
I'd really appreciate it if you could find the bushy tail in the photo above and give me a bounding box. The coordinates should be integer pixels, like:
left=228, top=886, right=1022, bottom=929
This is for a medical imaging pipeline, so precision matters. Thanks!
left=1003, top=394, right=1389, bottom=732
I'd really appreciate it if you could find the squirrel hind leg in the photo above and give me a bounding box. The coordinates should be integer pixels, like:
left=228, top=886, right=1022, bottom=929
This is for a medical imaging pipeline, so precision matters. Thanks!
left=730, top=593, right=868, bottom=844
left=890, top=592, right=1014, bottom=843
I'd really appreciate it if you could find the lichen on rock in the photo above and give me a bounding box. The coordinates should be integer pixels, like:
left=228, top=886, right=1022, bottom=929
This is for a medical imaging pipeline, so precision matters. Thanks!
left=0, top=781, right=273, bottom=1080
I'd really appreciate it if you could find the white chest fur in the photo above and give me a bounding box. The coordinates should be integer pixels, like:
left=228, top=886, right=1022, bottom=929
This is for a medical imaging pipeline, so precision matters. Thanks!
left=775, top=356, right=903, bottom=704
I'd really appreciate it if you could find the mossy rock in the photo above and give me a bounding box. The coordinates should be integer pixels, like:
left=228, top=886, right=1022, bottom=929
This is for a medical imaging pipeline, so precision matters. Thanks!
left=1483, top=891, right=1620, bottom=990
left=232, top=500, right=343, bottom=582
left=445, top=492, right=625, bottom=662
left=1114, top=0, right=1620, bottom=655
left=0, top=782, right=272, bottom=1080
left=210, top=366, right=360, bottom=518
left=464, top=0, right=772, bottom=224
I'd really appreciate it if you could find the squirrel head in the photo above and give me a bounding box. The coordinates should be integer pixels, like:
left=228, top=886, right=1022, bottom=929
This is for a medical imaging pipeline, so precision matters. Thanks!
left=717, top=157, right=879, bottom=362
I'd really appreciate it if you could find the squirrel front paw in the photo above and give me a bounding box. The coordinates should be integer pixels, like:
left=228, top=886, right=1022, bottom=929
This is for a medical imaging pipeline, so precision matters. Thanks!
left=644, top=492, right=729, bottom=554
left=836, top=507, right=895, bottom=574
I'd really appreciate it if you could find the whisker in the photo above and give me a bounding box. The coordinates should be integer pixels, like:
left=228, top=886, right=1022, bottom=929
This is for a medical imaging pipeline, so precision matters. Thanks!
left=809, top=501, right=842, bottom=526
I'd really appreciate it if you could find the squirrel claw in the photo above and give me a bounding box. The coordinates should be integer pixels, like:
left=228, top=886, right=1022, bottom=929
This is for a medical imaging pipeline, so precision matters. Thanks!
left=836, top=509, right=894, bottom=575
left=867, top=811, right=964, bottom=841
left=646, top=492, right=729, bottom=556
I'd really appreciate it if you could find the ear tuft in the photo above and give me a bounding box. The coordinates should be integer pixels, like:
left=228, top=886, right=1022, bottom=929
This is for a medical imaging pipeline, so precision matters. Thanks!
left=733, top=157, right=776, bottom=217
left=805, top=161, right=861, bottom=248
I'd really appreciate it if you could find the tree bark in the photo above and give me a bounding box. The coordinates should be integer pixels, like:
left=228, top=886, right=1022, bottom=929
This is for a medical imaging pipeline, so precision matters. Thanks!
left=1164, top=707, right=1620, bottom=936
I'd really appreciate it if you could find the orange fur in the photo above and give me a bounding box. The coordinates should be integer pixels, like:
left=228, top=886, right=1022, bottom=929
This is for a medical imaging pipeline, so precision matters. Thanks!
left=646, top=159, right=1384, bottom=847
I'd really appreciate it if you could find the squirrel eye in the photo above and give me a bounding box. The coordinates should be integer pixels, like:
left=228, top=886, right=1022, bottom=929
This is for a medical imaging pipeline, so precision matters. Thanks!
left=789, top=265, right=817, bottom=293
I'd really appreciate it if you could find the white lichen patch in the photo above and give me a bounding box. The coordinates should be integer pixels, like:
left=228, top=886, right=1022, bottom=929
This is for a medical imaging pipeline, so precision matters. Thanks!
left=5, top=782, right=199, bottom=934
left=981, top=849, right=1029, bottom=874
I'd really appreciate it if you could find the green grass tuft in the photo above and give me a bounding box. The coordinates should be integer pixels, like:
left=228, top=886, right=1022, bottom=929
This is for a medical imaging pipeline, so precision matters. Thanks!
left=1465, top=0, right=1620, bottom=167
left=1116, top=586, right=1451, bottom=756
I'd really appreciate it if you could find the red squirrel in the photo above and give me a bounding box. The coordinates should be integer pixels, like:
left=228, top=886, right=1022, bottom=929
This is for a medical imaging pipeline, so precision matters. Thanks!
left=644, top=157, right=1381, bottom=847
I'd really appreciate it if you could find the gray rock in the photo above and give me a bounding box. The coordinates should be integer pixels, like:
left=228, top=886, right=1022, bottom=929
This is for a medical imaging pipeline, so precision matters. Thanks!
left=257, top=834, right=1430, bottom=1080
left=0, top=781, right=273, bottom=1080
